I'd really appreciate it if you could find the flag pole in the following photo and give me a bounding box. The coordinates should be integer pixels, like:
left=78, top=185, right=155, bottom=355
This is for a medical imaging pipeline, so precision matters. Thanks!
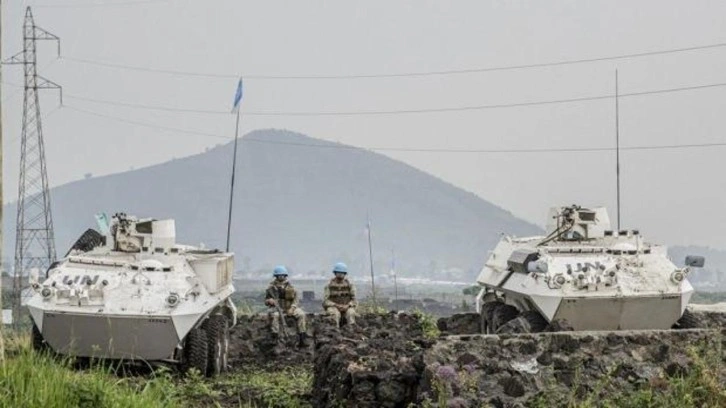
left=226, top=79, right=242, bottom=252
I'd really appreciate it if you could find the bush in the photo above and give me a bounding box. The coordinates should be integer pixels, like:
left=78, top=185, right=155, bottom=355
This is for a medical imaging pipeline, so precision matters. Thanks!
left=412, top=309, right=440, bottom=339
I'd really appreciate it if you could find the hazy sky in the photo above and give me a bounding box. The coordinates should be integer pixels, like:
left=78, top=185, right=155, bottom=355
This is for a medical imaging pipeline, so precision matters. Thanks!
left=4, top=0, right=726, bottom=249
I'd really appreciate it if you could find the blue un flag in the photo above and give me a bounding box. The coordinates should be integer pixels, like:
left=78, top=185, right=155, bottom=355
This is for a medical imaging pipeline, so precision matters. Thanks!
left=232, top=78, right=243, bottom=112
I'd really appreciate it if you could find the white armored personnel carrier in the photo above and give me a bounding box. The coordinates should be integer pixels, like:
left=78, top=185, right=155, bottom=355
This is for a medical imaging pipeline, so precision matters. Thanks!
left=476, top=205, right=704, bottom=333
left=27, top=213, right=237, bottom=376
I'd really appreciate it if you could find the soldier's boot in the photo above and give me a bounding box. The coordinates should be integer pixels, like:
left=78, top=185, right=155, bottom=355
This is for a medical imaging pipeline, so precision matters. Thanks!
left=297, top=332, right=309, bottom=348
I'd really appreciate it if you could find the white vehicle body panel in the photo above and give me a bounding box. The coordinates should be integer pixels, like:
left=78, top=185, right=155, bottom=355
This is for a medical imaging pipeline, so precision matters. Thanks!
left=26, top=214, right=236, bottom=360
left=476, top=206, right=697, bottom=330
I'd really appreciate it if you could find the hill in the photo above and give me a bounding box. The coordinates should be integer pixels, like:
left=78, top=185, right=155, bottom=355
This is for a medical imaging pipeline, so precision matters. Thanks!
left=3, top=129, right=540, bottom=281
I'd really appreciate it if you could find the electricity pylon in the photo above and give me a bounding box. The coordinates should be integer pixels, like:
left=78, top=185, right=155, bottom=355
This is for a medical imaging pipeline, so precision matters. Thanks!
left=5, top=7, right=61, bottom=328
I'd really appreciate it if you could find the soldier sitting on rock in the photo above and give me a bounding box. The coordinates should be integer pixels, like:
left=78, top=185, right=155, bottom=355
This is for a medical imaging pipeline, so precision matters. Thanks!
left=323, top=262, right=357, bottom=327
left=265, top=265, right=308, bottom=347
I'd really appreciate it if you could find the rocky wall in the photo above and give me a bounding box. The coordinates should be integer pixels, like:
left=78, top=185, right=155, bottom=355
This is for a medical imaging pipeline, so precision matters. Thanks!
left=421, top=329, right=725, bottom=407
left=232, top=309, right=726, bottom=407
left=438, top=309, right=726, bottom=336
left=229, top=312, right=425, bottom=370
left=311, top=313, right=431, bottom=408
left=314, top=313, right=726, bottom=407
left=229, top=313, right=319, bottom=368
left=696, top=310, right=726, bottom=328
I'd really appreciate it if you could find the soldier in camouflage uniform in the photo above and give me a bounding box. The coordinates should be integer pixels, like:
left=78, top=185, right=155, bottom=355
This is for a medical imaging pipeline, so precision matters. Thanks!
left=265, top=265, right=308, bottom=346
left=323, top=262, right=357, bottom=327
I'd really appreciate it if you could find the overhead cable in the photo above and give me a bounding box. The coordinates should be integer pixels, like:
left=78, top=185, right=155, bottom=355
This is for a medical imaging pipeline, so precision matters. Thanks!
left=60, top=40, right=726, bottom=80
left=64, top=105, right=229, bottom=139
left=63, top=104, right=726, bottom=153
left=62, top=79, right=726, bottom=117
left=32, top=0, right=169, bottom=8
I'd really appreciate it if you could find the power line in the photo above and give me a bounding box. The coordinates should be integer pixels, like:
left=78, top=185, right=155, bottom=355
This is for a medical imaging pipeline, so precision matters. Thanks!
left=60, top=40, right=726, bottom=80
left=65, top=93, right=229, bottom=115
left=32, top=0, right=169, bottom=9
left=63, top=79, right=726, bottom=117
left=243, top=138, right=726, bottom=153
left=63, top=104, right=726, bottom=153
left=62, top=56, right=235, bottom=79
left=64, top=105, right=229, bottom=139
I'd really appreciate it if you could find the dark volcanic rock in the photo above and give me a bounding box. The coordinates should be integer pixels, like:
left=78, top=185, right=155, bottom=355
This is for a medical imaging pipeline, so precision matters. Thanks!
left=312, top=312, right=428, bottom=408
left=229, top=308, right=726, bottom=407
left=419, top=329, right=726, bottom=407
left=437, top=313, right=480, bottom=335
left=228, top=313, right=317, bottom=368
left=313, top=320, right=726, bottom=407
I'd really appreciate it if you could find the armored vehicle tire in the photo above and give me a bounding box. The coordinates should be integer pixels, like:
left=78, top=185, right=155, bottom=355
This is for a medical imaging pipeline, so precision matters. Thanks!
left=482, top=302, right=519, bottom=333
left=520, top=310, right=549, bottom=332
left=32, top=324, right=48, bottom=353
left=220, top=320, right=230, bottom=371
left=496, top=310, right=548, bottom=334
left=181, top=327, right=208, bottom=376
left=204, top=315, right=229, bottom=376
left=672, top=309, right=700, bottom=329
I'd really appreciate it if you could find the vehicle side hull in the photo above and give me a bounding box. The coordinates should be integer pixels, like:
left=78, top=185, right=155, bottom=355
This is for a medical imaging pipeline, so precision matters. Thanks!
left=41, top=312, right=179, bottom=360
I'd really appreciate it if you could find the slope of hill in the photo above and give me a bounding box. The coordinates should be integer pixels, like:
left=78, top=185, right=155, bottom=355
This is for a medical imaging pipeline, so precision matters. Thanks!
left=3, top=129, right=540, bottom=280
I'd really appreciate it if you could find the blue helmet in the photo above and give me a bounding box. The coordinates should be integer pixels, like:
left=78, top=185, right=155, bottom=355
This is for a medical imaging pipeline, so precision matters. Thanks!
left=273, top=265, right=288, bottom=277
left=333, top=262, right=348, bottom=274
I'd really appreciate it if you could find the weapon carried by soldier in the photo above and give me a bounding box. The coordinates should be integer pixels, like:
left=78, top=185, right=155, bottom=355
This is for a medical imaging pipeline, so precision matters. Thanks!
left=271, top=287, right=290, bottom=339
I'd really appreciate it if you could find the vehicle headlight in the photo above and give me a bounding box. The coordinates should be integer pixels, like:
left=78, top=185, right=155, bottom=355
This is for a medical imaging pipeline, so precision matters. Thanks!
left=40, top=287, right=53, bottom=299
left=671, top=270, right=685, bottom=284
left=166, top=293, right=180, bottom=307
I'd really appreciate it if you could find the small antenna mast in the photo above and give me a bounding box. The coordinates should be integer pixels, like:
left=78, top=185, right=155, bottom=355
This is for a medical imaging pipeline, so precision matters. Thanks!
left=615, top=70, right=621, bottom=231
left=366, top=212, right=376, bottom=305
left=391, top=248, right=397, bottom=305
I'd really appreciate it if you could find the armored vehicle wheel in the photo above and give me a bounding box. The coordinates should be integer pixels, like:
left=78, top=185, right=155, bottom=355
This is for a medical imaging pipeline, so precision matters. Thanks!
left=204, top=315, right=229, bottom=376
left=480, top=302, right=497, bottom=333
left=181, top=327, right=208, bottom=376
left=220, top=321, right=230, bottom=371
left=672, top=309, right=700, bottom=329
left=485, top=303, right=519, bottom=333
left=496, top=310, right=548, bottom=334
left=480, top=309, right=488, bottom=334
left=521, top=310, right=549, bottom=332
left=32, top=324, right=48, bottom=353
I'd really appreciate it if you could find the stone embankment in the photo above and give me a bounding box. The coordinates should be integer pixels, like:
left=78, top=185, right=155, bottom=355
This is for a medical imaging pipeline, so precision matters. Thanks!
left=229, top=313, right=317, bottom=368
left=308, top=310, right=726, bottom=407
left=436, top=306, right=726, bottom=336
left=228, top=312, right=425, bottom=369
left=312, top=313, right=430, bottom=407
left=422, top=329, right=724, bottom=407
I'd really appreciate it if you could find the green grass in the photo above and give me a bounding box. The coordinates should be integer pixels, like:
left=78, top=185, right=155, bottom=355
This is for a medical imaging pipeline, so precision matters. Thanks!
left=357, top=300, right=390, bottom=315
left=194, top=365, right=313, bottom=408
left=0, top=332, right=180, bottom=408
left=529, top=341, right=726, bottom=408
left=595, top=346, right=726, bottom=408
left=0, top=330, right=313, bottom=408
